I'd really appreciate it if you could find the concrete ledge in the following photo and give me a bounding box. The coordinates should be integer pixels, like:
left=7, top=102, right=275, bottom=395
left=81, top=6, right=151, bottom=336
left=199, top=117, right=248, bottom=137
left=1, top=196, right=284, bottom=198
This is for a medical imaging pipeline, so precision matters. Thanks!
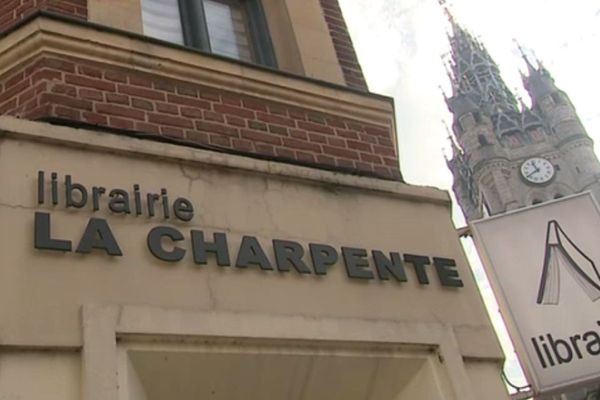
left=0, top=116, right=450, bottom=205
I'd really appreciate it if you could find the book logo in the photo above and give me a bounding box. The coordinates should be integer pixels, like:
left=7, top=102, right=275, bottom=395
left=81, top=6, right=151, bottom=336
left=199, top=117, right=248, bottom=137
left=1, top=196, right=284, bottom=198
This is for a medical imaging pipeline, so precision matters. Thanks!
left=537, top=220, right=600, bottom=305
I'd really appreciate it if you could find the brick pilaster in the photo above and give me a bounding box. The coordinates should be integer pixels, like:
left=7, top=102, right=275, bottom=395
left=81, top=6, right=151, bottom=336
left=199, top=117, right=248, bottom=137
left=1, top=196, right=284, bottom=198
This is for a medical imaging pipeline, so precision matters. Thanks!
left=319, top=0, right=368, bottom=91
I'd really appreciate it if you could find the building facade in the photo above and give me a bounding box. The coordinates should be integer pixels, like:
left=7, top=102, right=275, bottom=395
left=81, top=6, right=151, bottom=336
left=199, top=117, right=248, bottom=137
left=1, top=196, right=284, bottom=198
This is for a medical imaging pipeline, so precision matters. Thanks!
left=0, top=1, right=509, bottom=399
left=444, top=18, right=600, bottom=222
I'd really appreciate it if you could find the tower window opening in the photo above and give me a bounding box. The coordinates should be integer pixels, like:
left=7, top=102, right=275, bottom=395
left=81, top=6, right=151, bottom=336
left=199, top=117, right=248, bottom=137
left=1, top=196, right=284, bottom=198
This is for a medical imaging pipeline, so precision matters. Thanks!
left=520, top=132, right=533, bottom=144
left=461, top=75, right=473, bottom=91
left=453, top=121, right=464, bottom=136
left=468, top=74, right=477, bottom=88
left=529, top=128, right=543, bottom=142
left=502, top=133, right=520, bottom=148
left=551, top=92, right=566, bottom=105
left=481, top=193, right=491, bottom=217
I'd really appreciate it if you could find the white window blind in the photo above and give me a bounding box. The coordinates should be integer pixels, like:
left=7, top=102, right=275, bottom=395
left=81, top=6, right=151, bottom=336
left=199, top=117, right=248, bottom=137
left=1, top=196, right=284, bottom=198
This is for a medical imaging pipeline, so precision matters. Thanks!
left=204, top=0, right=253, bottom=62
left=142, top=0, right=185, bottom=45
left=140, top=0, right=271, bottom=65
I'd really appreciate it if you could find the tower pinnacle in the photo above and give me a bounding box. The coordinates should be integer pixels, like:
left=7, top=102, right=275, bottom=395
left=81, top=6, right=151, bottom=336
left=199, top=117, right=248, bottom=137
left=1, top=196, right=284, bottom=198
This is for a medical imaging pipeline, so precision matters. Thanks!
left=515, top=40, right=537, bottom=75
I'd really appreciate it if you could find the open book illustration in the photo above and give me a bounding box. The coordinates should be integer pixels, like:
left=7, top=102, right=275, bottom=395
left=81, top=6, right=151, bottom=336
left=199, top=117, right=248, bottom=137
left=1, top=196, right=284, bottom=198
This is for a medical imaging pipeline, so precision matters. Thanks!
left=536, top=220, right=600, bottom=305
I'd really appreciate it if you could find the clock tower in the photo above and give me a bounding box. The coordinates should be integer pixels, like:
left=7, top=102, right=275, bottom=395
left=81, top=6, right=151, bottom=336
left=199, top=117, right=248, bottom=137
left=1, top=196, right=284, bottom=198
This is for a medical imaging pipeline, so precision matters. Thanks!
left=443, top=17, right=600, bottom=222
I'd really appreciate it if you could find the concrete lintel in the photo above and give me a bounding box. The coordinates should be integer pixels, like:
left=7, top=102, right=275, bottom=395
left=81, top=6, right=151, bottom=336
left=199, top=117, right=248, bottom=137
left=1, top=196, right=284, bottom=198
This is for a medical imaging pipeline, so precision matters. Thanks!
left=82, top=304, right=481, bottom=400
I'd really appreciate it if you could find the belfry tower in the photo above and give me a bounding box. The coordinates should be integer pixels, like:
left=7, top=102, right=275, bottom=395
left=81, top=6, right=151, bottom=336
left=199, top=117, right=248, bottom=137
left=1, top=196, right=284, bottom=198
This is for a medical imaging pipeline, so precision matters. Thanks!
left=443, top=14, right=600, bottom=222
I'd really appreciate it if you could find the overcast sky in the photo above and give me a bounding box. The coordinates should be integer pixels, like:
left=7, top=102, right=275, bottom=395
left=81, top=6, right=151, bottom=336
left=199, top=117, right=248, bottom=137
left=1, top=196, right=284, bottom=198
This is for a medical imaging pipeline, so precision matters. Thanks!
left=340, top=0, right=600, bottom=389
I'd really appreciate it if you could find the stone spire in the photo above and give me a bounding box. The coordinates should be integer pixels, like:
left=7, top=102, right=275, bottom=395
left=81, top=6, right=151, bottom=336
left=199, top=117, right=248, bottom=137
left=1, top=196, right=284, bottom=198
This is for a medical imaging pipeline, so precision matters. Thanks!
left=520, top=56, right=559, bottom=108
left=442, top=13, right=519, bottom=120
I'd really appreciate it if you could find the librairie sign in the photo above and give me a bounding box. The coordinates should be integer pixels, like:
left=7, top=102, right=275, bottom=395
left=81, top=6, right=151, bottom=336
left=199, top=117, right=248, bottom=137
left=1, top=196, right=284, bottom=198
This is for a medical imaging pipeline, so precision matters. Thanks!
left=33, top=171, right=464, bottom=287
left=472, top=192, right=600, bottom=396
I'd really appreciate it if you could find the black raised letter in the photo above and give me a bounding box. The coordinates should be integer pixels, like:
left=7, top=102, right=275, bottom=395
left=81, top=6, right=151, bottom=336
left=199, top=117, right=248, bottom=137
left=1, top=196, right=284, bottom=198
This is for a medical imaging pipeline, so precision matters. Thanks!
left=65, top=175, right=88, bottom=208
left=38, top=171, right=45, bottom=204
left=76, top=218, right=122, bottom=256
left=433, top=257, right=464, bottom=287
left=34, top=212, right=72, bottom=251
left=373, top=251, right=407, bottom=281
left=403, top=254, right=431, bottom=284
left=174, top=198, right=194, bottom=222
left=92, top=187, right=106, bottom=211
left=134, top=184, right=142, bottom=216
left=161, top=189, right=170, bottom=219
left=273, top=240, right=311, bottom=274
left=342, top=247, right=374, bottom=279
left=109, top=189, right=131, bottom=214
left=236, top=236, right=273, bottom=270
left=309, top=244, right=338, bottom=275
left=51, top=172, right=58, bottom=205
left=191, top=230, right=230, bottom=266
left=147, top=193, right=159, bottom=217
left=147, top=226, right=185, bottom=262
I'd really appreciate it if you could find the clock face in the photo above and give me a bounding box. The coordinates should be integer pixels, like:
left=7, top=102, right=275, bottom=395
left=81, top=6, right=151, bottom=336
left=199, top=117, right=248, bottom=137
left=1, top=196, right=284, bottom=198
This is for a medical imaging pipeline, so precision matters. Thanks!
left=521, top=157, right=555, bottom=184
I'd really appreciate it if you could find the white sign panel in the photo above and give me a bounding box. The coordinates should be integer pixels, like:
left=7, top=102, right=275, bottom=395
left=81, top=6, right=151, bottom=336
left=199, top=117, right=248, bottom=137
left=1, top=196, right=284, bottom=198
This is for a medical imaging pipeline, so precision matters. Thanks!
left=471, top=193, right=600, bottom=395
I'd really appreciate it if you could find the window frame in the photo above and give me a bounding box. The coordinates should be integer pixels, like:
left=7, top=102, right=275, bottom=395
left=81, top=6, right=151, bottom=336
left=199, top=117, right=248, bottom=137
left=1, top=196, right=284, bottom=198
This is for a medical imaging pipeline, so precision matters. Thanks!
left=177, top=0, right=277, bottom=68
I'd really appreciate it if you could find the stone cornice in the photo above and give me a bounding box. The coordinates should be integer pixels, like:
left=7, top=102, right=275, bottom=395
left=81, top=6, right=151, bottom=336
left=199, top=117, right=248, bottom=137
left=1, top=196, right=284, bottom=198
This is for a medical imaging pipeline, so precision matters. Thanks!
left=0, top=116, right=450, bottom=205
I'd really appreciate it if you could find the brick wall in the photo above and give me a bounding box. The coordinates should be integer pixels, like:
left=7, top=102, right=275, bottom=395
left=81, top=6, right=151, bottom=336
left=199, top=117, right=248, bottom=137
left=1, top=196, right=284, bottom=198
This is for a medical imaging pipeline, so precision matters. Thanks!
left=0, top=56, right=400, bottom=180
left=0, top=0, right=87, bottom=33
left=319, top=0, right=368, bottom=91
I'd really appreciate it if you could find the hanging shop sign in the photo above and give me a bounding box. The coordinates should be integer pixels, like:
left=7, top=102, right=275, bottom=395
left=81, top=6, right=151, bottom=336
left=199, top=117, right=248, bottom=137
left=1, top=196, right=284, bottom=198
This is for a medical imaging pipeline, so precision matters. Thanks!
left=471, top=192, right=600, bottom=396
left=32, top=170, right=464, bottom=287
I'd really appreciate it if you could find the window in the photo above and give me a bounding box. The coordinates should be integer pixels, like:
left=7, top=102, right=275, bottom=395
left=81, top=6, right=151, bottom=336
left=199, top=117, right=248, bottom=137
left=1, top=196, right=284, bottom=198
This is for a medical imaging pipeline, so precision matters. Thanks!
left=477, top=134, right=488, bottom=146
left=528, top=128, right=543, bottom=142
left=551, top=92, right=566, bottom=105
left=481, top=194, right=491, bottom=217
left=501, top=133, right=520, bottom=148
left=142, top=0, right=185, bottom=45
left=519, top=131, right=533, bottom=144
left=142, top=0, right=276, bottom=67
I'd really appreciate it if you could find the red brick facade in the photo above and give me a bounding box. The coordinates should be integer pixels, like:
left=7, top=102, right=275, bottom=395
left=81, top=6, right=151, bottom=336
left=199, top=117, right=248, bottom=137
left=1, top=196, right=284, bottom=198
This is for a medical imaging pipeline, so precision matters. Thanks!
left=0, top=0, right=87, bottom=33
left=0, top=56, right=400, bottom=180
left=319, top=0, right=368, bottom=91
